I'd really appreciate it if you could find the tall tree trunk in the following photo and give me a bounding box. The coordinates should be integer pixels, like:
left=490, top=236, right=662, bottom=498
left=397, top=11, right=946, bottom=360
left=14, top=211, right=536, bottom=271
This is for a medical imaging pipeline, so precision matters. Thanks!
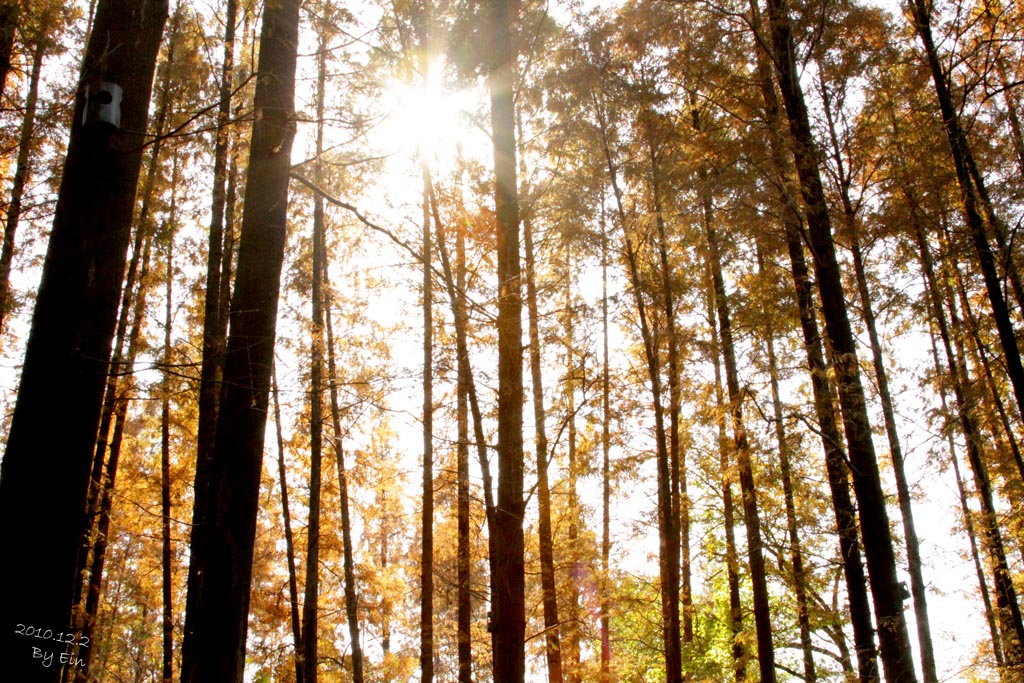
left=908, top=0, right=1024, bottom=428
left=323, top=255, right=366, bottom=683
left=523, top=191, right=564, bottom=683
left=646, top=116, right=690, bottom=650
left=179, top=0, right=299, bottom=678
left=272, top=366, right=305, bottom=683
left=818, top=78, right=938, bottom=681
left=76, top=230, right=155, bottom=683
left=160, top=198, right=177, bottom=683
left=301, top=29, right=329, bottom=683
left=708, top=291, right=746, bottom=681
left=600, top=205, right=613, bottom=681
left=456, top=216, right=473, bottom=683
left=0, top=3, right=168, bottom=679
left=594, top=91, right=683, bottom=683
left=0, top=39, right=44, bottom=336
left=563, top=240, right=583, bottom=683
left=0, top=0, right=18, bottom=101
left=487, top=0, right=526, bottom=677
left=927, top=330, right=1005, bottom=669
left=914, top=217, right=1024, bottom=676
left=705, top=210, right=775, bottom=683
left=763, top=2, right=918, bottom=679
left=757, top=245, right=816, bottom=682
left=424, top=169, right=498, bottom=570
left=419, top=161, right=435, bottom=683
left=184, top=0, right=237, bottom=666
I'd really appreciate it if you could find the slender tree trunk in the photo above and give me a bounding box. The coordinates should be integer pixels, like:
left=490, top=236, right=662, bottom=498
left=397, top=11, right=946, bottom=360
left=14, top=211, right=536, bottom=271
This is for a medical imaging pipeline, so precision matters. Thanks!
left=523, top=192, right=564, bottom=683
left=819, top=79, right=938, bottom=681
left=301, top=29, right=329, bottom=683
left=763, top=3, right=918, bottom=679
left=705, top=211, right=775, bottom=683
left=272, top=366, right=305, bottom=683
left=419, top=160, right=435, bottom=683
left=456, top=217, right=473, bottom=683
left=644, top=117, right=687, bottom=653
left=179, top=0, right=299, bottom=678
left=487, top=0, right=526, bottom=675
left=908, top=0, right=1024, bottom=428
left=76, top=231, right=155, bottom=683
left=749, top=9, right=879, bottom=677
left=0, top=3, right=168, bottom=679
left=600, top=205, right=613, bottom=681
left=323, top=256, right=366, bottom=683
left=161, top=202, right=176, bottom=683
left=184, top=0, right=237, bottom=666
left=757, top=245, right=816, bottom=682
left=0, top=39, right=44, bottom=336
left=595, top=92, right=683, bottom=683
left=927, top=329, right=1005, bottom=669
left=424, top=170, right=498, bottom=570
left=915, top=217, right=1024, bottom=676
left=563, top=240, right=583, bottom=683
left=708, top=290, right=746, bottom=682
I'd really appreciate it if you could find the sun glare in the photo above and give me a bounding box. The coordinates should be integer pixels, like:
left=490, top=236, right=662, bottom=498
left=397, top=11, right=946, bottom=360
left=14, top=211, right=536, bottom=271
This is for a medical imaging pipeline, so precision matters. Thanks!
left=380, top=56, right=482, bottom=165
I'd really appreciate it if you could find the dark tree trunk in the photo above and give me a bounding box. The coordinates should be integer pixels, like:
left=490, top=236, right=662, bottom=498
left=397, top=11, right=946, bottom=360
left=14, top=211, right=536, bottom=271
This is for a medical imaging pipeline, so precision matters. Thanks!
left=763, top=2, right=919, bottom=679
left=524, top=199, right=564, bottom=683
left=76, top=231, right=155, bottom=683
left=703, top=170, right=776, bottom=683
left=0, top=3, right=168, bottom=679
left=179, top=0, right=298, bottom=678
left=184, top=0, right=237, bottom=665
left=0, top=39, right=44, bottom=335
left=600, top=207, right=613, bottom=681
left=595, top=92, right=683, bottom=683
left=272, top=367, right=305, bottom=683
left=457, top=219, right=473, bottom=683
left=419, top=161, right=435, bottom=683
left=324, top=257, right=366, bottom=683
left=487, top=0, right=526, bottom=678
left=748, top=8, right=879, bottom=677
left=818, top=78, right=938, bottom=681
left=160, top=202, right=177, bottom=683
left=908, top=0, right=1024, bottom=428
left=757, top=245, right=816, bottom=683
left=915, top=217, right=1024, bottom=675
left=0, top=0, right=18, bottom=101
left=709, top=295, right=746, bottom=682
left=301, top=30, right=329, bottom=683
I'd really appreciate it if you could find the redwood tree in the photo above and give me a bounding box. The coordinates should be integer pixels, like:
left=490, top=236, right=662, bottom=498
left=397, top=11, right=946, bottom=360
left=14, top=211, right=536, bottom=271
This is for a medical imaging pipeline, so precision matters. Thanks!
left=0, top=2, right=168, bottom=679
left=179, top=0, right=300, bottom=679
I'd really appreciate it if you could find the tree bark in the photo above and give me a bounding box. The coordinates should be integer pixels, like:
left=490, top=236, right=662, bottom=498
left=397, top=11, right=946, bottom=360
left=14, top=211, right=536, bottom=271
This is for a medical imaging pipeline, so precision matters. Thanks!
left=272, top=366, right=305, bottom=683
left=818, top=77, right=938, bottom=681
left=523, top=194, right=564, bottom=683
left=0, top=3, right=168, bottom=679
left=0, top=0, right=18, bottom=101
left=456, top=215, right=473, bottom=683
left=487, top=0, right=526, bottom=678
left=757, top=244, right=816, bottom=683
left=705, top=212, right=775, bottom=683
left=419, top=160, right=435, bottom=683
left=323, top=253, right=366, bottom=683
left=179, top=0, right=298, bottom=678
left=160, top=198, right=176, bottom=683
left=184, top=0, right=237, bottom=664
left=763, top=2, right=918, bottom=679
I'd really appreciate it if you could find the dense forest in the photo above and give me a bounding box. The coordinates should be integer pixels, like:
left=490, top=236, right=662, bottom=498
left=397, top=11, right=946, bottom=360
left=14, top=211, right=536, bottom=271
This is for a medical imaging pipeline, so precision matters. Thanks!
left=0, top=0, right=1022, bottom=681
